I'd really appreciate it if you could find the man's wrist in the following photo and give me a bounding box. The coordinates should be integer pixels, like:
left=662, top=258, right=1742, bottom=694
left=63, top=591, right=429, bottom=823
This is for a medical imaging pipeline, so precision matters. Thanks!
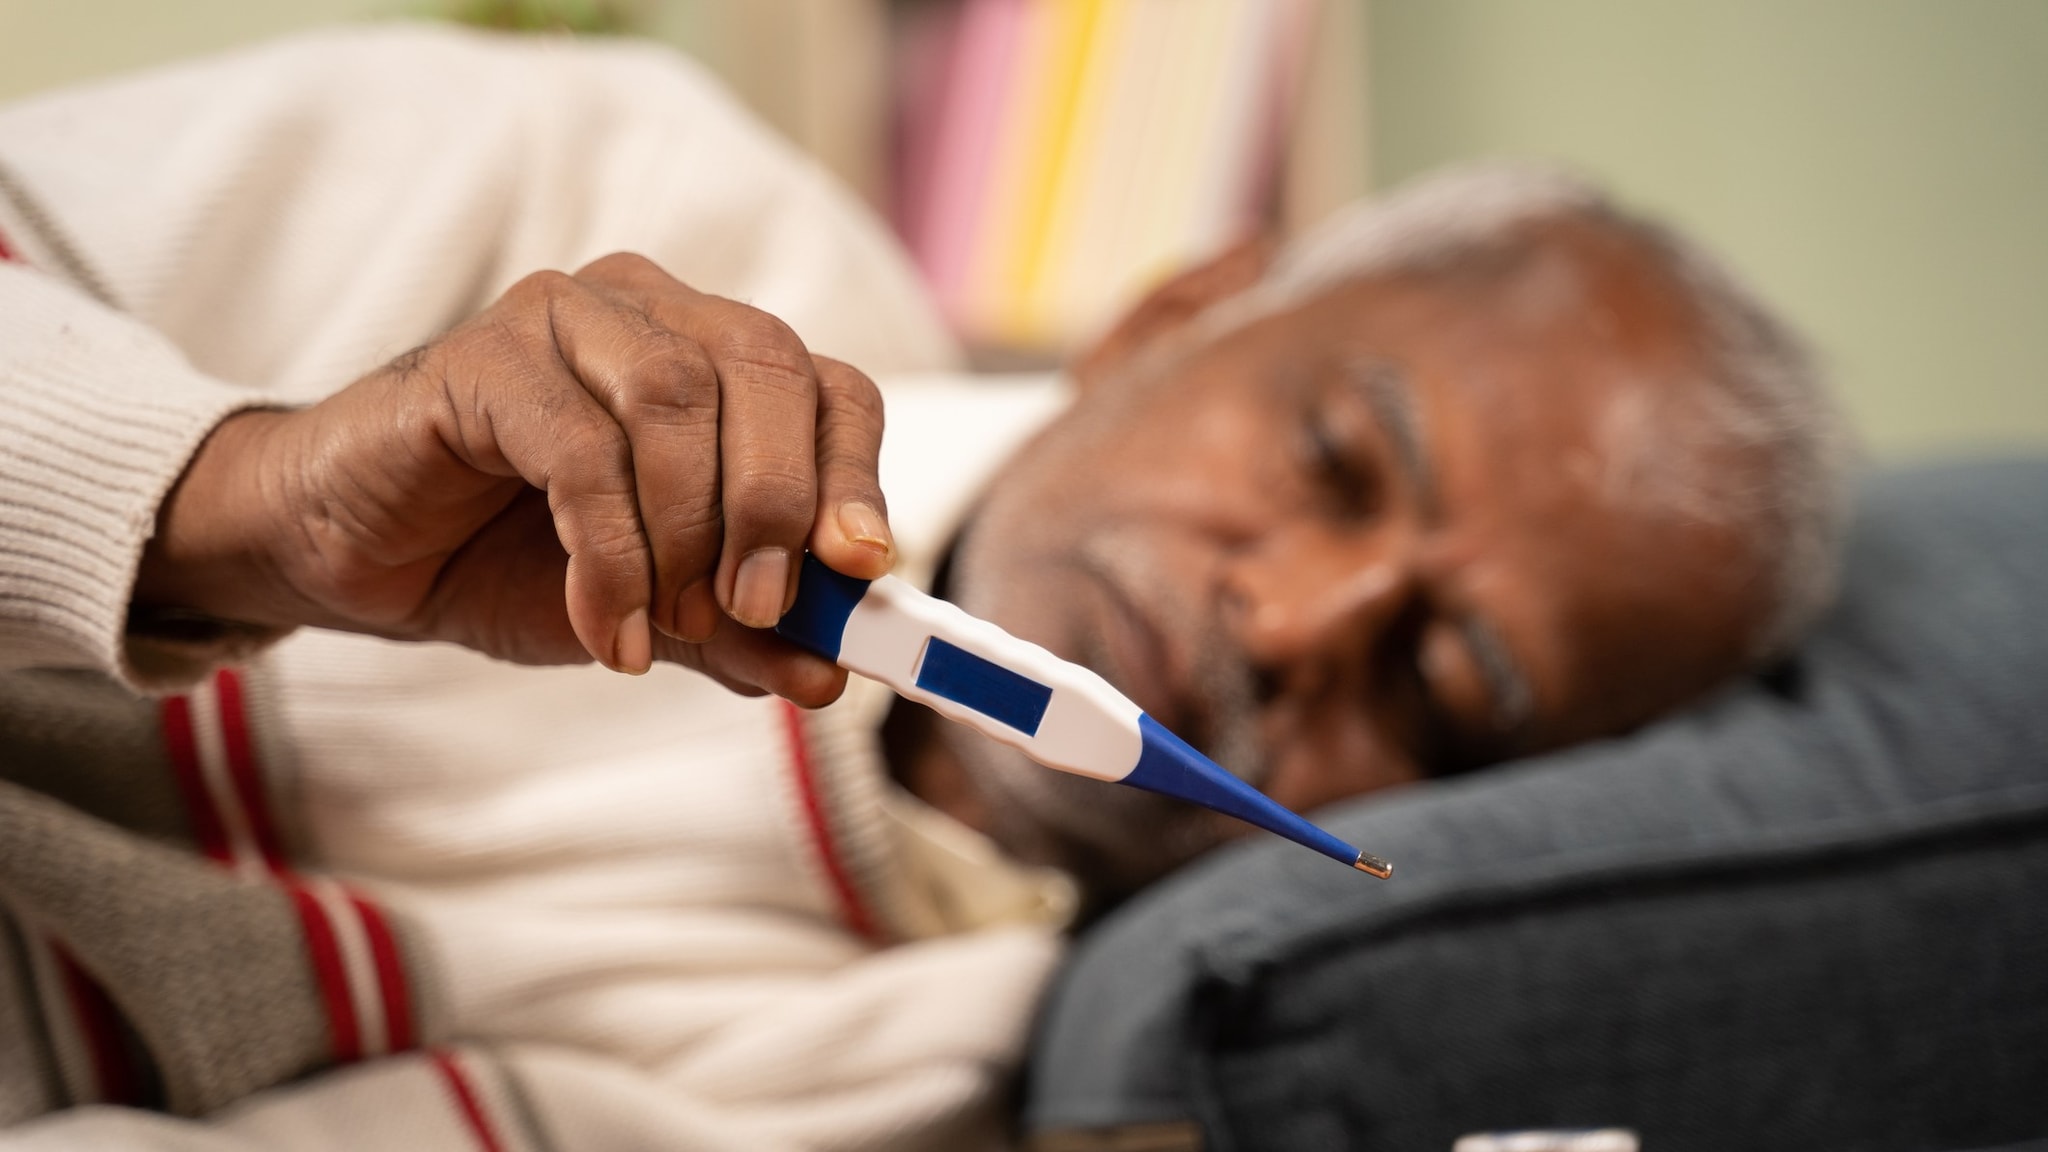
left=133, top=408, right=307, bottom=631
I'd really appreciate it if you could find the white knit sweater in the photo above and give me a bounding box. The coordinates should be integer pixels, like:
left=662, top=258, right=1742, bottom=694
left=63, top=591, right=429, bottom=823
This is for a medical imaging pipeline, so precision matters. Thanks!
left=0, top=26, right=1074, bottom=1151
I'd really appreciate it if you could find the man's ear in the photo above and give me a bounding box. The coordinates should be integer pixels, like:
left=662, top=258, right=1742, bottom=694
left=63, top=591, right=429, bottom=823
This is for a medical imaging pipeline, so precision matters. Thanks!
left=1070, top=233, right=1275, bottom=391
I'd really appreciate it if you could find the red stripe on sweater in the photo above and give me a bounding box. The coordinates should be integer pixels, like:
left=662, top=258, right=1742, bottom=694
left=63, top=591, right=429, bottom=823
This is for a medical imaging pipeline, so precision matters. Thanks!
left=779, top=702, right=880, bottom=942
left=284, top=880, right=363, bottom=1063
left=165, top=671, right=420, bottom=1068
left=159, top=695, right=232, bottom=864
left=347, top=889, right=416, bottom=1052
left=431, top=1050, right=509, bottom=1152
left=0, top=228, right=15, bottom=262
left=53, top=946, right=144, bottom=1106
left=213, top=669, right=288, bottom=871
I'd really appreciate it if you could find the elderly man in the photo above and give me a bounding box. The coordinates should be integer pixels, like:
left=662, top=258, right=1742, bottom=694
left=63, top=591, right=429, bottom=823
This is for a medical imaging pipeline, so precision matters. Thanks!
left=912, top=173, right=1846, bottom=901
left=0, top=25, right=1842, bottom=1152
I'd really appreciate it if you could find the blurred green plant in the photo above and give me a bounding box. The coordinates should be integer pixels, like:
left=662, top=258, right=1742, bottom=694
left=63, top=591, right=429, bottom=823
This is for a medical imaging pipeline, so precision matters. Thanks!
left=440, top=0, right=642, bottom=34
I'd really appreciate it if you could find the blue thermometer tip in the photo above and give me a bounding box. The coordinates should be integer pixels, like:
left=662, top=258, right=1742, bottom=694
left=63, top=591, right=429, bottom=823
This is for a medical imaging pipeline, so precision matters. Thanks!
left=1125, top=716, right=1388, bottom=877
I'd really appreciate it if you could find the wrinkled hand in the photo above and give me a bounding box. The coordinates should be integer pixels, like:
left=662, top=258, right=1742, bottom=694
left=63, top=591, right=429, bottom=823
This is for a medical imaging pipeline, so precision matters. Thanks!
left=137, top=254, right=894, bottom=704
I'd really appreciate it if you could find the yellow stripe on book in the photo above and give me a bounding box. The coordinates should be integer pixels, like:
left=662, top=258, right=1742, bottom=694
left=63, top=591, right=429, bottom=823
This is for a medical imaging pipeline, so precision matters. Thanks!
left=1019, top=0, right=1131, bottom=347
left=990, top=0, right=1107, bottom=347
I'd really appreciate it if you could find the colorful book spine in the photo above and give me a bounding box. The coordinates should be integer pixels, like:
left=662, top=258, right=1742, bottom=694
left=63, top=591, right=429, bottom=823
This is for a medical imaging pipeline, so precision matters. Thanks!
left=914, top=0, right=1028, bottom=331
left=893, top=0, right=1319, bottom=353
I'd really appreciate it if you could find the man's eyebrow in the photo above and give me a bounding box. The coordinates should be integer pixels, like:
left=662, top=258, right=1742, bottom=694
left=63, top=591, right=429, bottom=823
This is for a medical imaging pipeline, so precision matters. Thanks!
left=1348, top=358, right=1438, bottom=520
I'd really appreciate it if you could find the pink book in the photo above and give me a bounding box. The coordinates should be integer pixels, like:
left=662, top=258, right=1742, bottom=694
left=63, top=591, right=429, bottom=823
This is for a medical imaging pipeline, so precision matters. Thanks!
left=914, top=0, right=1028, bottom=329
left=889, top=0, right=967, bottom=244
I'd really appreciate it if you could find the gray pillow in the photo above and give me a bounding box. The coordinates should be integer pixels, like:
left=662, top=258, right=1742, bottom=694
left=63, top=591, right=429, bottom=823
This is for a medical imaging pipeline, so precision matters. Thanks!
left=1025, top=460, right=2048, bottom=1152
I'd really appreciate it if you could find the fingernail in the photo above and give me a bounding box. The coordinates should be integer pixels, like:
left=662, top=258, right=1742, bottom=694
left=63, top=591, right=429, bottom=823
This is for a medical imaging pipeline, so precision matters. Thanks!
left=675, top=577, right=719, bottom=643
left=838, top=500, right=894, bottom=559
left=614, top=606, right=652, bottom=675
left=730, top=547, right=790, bottom=628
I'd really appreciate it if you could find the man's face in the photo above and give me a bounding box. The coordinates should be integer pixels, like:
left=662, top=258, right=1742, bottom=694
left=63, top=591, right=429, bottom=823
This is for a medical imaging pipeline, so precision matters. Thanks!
left=945, top=223, right=1771, bottom=895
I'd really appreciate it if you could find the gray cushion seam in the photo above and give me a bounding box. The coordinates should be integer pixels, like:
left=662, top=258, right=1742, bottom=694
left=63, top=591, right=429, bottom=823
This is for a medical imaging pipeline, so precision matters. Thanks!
left=1225, top=782, right=2048, bottom=976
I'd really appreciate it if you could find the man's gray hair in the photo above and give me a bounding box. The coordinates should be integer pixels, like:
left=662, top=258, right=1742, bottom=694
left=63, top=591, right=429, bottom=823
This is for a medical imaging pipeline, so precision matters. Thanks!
left=1211, top=162, right=1852, bottom=661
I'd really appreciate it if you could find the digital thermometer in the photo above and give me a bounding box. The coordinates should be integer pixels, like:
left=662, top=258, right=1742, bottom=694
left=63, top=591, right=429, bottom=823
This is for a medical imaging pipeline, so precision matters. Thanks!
left=776, top=554, right=1392, bottom=878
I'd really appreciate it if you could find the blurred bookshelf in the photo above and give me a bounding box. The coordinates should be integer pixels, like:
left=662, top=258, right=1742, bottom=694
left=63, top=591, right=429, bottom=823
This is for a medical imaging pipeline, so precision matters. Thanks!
left=890, top=0, right=1366, bottom=359
left=656, top=0, right=1369, bottom=364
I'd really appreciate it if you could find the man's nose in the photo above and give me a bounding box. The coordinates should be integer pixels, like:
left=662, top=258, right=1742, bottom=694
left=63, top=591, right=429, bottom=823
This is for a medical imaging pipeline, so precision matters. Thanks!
left=1222, top=529, right=1422, bottom=670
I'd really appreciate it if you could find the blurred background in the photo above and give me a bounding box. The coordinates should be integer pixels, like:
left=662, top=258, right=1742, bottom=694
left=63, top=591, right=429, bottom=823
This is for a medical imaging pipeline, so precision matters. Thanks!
left=1, top=0, right=2042, bottom=459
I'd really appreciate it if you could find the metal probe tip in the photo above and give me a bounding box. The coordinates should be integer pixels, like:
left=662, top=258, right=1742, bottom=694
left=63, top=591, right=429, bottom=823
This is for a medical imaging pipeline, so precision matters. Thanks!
left=1353, top=853, right=1394, bottom=880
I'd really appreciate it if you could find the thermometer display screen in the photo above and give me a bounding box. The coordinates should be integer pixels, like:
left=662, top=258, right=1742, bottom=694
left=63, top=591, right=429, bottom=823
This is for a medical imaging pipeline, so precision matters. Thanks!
left=914, top=637, right=1053, bottom=735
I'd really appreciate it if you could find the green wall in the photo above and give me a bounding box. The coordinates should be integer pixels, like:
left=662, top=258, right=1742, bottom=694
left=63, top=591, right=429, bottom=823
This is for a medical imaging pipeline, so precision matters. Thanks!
left=1370, top=0, right=2048, bottom=458
left=0, top=1, right=403, bottom=101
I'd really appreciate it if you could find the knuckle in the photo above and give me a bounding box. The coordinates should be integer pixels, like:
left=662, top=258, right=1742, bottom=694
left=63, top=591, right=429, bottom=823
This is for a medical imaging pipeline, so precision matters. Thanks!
left=725, top=458, right=815, bottom=529
left=816, top=440, right=885, bottom=493
left=506, top=268, right=575, bottom=307
left=650, top=491, right=722, bottom=548
left=578, top=251, right=661, bottom=283
left=721, top=355, right=816, bottom=408
left=642, top=486, right=726, bottom=579
left=550, top=482, right=647, bottom=567
left=715, top=315, right=812, bottom=385
left=722, top=308, right=802, bottom=350
left=478, top=314, right=541, bottom=366
left=580, top=514, right=650, bottom=564
left=622, top=334, right=720, bottom=417
left=817, top=360, right=885, bottom=426
left=557, top=418, right=634, bottom=485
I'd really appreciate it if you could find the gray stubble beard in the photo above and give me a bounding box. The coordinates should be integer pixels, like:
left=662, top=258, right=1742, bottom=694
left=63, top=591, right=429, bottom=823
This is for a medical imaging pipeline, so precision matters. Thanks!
left=945, top=526, right=1271, bottom=901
